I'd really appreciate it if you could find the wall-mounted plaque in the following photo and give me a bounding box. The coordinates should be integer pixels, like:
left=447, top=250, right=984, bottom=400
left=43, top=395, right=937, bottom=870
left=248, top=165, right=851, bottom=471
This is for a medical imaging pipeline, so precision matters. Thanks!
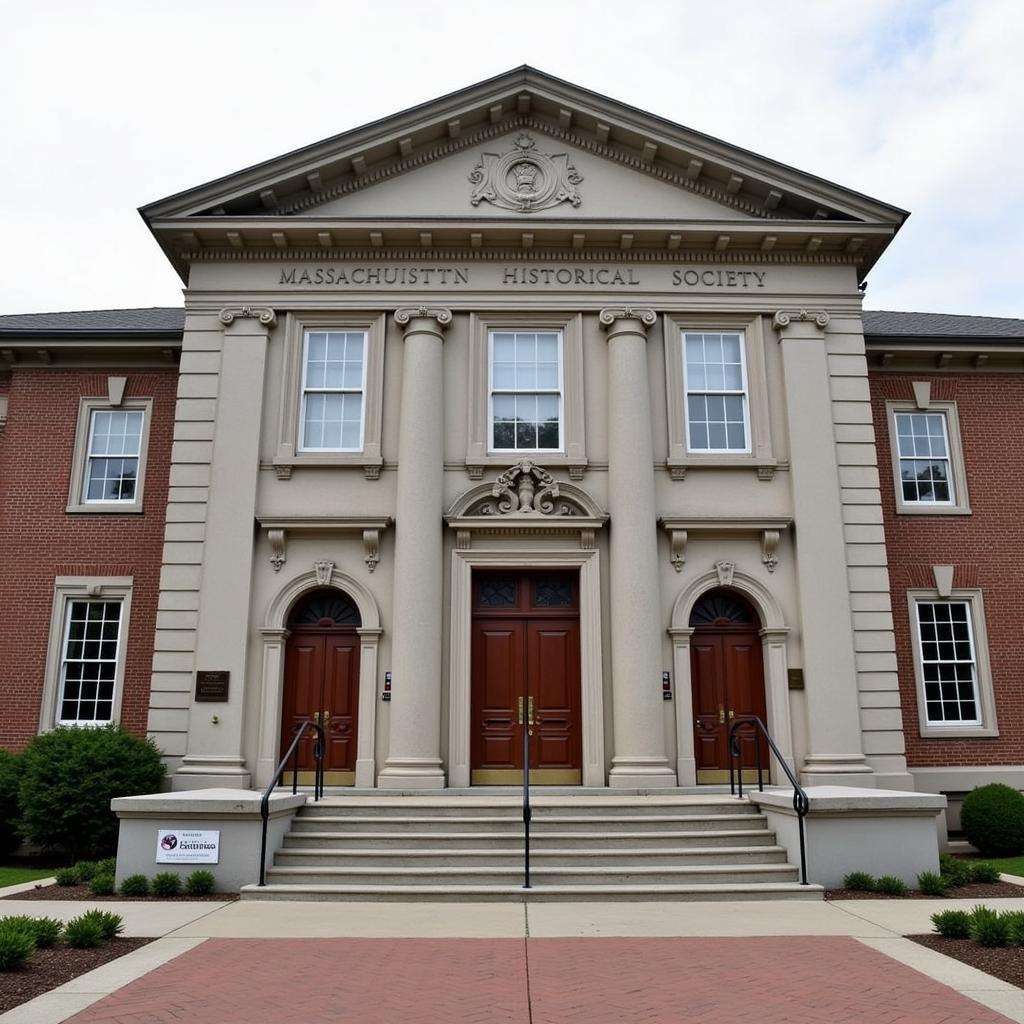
left=195, top=671, right=230, bottom=702
left=787, top=669, right=804, bottom=691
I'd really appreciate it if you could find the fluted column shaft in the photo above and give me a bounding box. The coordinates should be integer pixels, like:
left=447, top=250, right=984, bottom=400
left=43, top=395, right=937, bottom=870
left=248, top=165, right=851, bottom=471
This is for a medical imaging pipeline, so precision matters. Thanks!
left=602, top=308, right=675, bottom=788
left=378, top=307, right=451, bottom=789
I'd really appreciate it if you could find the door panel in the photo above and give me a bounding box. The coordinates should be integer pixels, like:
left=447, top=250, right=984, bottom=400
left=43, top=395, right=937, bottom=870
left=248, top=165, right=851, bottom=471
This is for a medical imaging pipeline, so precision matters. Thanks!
left=471, top=621, right=525, bottom=775
left=323, top=635, right=359, bottom=772
left=691, top=639, right=726, bottom=774
left=529, top=620, right=581, bottom=774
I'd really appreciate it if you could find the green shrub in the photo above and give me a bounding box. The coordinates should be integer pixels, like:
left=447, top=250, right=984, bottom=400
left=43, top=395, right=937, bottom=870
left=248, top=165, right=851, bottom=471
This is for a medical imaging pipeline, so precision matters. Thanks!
left=0, top=922, right=36, bottom=970
left=931, top=909, right=971, bottom=938
left=152, top=872, right=181, bottom=898
left=876, top=875, right=907, bottom=896
left=1002, top=910, right=1024, bottom=946
left=119, top=874, right=149, bottom=897
left=0, top=750, right=23, bottom=858
left=960, top=784, right=1024, bottom=858
left=89, top=872, right=115, bottom=896
left=185, top=870, right=215, bottom=896
left=95, top=858, right=116, bottom=877
left=970, top=862, right=1002, bottom=885
left=54, top=867, right=79, bottom=887
left=842, top=871, right=875, bottom=892
left=78, top=909, right=123, bottom=940
left=917, top=871, right=949, bottom=896
left=0, top=916, right=63, bottom=949
left=64, top=915, right=104, bottom=949
left=969, top=905, right=1010, bottom=947
left=73, top=861, right=98, bottom=883
left=938, top=854, right=973, bottom=887
left=16, top=726, right=164, bottom=861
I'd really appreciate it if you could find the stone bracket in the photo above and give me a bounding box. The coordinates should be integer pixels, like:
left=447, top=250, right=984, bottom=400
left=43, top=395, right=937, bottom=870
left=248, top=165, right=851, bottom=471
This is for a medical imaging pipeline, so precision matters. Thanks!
left=659, top=517, right=792, bottom=575
left=257, top=516, right=392, bottom=575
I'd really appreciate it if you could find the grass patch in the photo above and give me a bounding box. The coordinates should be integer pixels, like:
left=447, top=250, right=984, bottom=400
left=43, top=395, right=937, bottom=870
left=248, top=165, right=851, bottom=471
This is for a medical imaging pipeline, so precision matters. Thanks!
left=977, top=856, right=1024, bottom=878
left=0, top=867, right=55, bottom=889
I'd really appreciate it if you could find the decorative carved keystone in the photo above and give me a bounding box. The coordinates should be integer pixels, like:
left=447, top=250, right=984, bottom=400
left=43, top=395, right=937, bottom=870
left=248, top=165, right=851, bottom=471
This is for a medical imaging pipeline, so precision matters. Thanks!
left=313, top=560, right=335, bottom=586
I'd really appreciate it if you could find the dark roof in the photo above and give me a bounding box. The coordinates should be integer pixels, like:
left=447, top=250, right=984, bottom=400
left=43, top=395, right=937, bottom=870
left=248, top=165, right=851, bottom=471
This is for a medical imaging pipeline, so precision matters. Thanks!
left=0, top=307, right=185, bottom=337
left=863, top=310, right=1024, bottom=339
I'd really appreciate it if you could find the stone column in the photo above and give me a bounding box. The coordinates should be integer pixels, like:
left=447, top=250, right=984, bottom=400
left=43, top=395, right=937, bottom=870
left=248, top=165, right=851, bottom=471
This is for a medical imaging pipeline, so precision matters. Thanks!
left=377, top=307, right=451, bottom=789
left=600, top=307, right=675, bottom=788
left=175, top=306, right=275, bottom=790
left=774, top=309, right=873, bottom=785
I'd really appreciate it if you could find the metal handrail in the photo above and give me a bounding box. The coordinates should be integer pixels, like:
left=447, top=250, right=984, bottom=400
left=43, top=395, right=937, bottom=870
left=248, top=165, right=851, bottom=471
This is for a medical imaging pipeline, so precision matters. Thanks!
left=728, top=714, right=810, bottom=885
left=258, top=719, right=325, bottom=886
left=522, top=709, right=532, bottom=889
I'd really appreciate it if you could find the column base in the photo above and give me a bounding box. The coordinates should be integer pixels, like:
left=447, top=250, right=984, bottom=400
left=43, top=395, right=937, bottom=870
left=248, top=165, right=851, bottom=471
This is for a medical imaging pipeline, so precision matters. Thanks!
left=609, top=756, right=677, bottom=789
left=800, top=754, right=875, bottom=789
left=377, top=757, right=446, bottom=790
left=173, top=755, right=251, bottom=791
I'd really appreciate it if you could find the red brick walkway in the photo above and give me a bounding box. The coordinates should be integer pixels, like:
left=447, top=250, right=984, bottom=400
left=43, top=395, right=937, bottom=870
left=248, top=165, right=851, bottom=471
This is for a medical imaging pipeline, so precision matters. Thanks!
left=67, top=936, right=1013, bottom=1024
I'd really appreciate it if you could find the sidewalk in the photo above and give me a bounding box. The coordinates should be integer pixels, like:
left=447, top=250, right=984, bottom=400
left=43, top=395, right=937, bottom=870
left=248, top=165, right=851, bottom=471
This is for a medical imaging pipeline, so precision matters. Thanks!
left=2, top=893, right=1023, bottom=1023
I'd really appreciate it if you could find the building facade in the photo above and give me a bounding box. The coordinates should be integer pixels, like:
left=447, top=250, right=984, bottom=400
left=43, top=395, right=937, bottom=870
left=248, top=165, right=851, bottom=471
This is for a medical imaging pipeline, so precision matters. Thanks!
left=1, top=69, right=1021, bottom=820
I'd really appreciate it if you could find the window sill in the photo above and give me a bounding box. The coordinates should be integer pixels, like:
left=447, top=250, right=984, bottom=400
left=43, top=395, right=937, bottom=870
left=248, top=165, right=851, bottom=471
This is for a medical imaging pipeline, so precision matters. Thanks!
left=665, top=457, right=781, bottom=482
left=66, top=502, right=144, bottom=515
left=271, top=455, right=384, bottom=481
left=919, top=725, right=999, bottom=739
left=895, top=504, right=972, bottom=516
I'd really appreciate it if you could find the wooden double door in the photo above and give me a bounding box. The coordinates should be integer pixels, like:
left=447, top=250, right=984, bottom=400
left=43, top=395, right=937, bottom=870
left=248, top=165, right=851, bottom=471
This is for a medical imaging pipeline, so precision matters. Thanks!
left=471, top=571, right=582, bottom=785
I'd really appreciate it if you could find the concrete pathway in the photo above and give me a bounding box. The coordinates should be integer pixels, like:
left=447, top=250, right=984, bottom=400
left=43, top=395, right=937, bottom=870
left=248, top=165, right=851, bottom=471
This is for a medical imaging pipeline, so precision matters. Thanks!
left=2, top=895, right=1023, bottom=1023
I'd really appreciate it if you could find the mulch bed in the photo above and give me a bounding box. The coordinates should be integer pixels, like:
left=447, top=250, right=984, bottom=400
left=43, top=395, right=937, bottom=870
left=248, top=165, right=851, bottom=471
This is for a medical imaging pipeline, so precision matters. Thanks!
left=909, top=934, right=1024, bottom=989
left=0, top=937, right=152, bottom=1013
left=3, top=883, right=237, bottom=902
left=825, top=881, right=1024, bottom=900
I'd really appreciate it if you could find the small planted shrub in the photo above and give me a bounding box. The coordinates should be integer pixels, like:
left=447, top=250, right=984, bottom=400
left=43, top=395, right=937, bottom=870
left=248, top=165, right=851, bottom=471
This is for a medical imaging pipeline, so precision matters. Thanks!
left=931, top=909, right=971, bottom=938
left=970, top=862, right=1002, bottom=885
left=119, top=874, right=149, bottom=897
left=917, top=871, right=949, bottom=897
left=72, top=860, right=98, bottom=883
left=0, top=921, right=36, bottom=971
left=960, top=783, right=1024, bottom=858
left=152, top=872, right=182, bottom=898
left=842, top=871, right=875, bottom=892
left=0, top=916, right=63, bottom=949
left=0, top=749, right=23, bottom=858
left=938, top=854, right=973, bottom=887
left=54, top=867, right=79, bottom=887
left=185, top=870, right=215, bottom=897
left=89, top=872, right=115, bottom=896
left=876, top=875, right=908, bottom=896
left=63, top=915, right=104, bottom=949
left=969, top=905, right=1010, bottom=948
left=1002, top=911, right=1024, bottom=946
left=95, top=858, right=117, bottom=877
left=78, top=909, right=123, bottom=940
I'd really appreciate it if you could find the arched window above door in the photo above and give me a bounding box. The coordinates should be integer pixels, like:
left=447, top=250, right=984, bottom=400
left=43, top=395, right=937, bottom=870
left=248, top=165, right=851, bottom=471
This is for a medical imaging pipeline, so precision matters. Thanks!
left=689, top=589, right=758, bottom=629
left=288, top=588, right=361, bottom=628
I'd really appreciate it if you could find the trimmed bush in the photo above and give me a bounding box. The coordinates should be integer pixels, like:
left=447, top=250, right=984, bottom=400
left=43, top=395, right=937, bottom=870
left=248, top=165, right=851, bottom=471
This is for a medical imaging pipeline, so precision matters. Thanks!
left=119, top=874, right=149, bottom=897
left=960, top=783, right=1024, bottom=858
left=931, top=909, right=971, bottom=938
left=938, top=854, right=973, bottom=887
left=969, top=905, right=1010, bottom=947
left=89, top=872, right=115, bottom=896
left=64, top=915, right=104, bottom=949
left=152, top=872, right=182, bottom=898
left=0, top=749, right=23, bottom=858
left=842, top=871, right=875, bottom=892
left=0, top=916, right=63, bottom=949
left=95, top=858, right=117, bottom=877
left=185, top=870, right=215, bottom=896
left=970, top=862, right=1002, bottom=885
left=17, top=725, right=164, bottom=861
left=1002, top=911, right=1024, bottom=946
left=54, top=867, right=79, bottom=887
left=0, top=922, right=36, bottom=971
left=917, top=871, right=949, bottom=896
left=876, top=875, right=907, bottom=896
left=78, top=909, right=123, bottom=940
left=73, top=861, right=98, bottom=883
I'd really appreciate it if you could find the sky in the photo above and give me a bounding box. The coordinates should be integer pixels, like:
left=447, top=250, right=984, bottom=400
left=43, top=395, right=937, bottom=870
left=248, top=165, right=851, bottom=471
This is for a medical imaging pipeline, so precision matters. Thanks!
left=2, top=0, right=1021, bottom=318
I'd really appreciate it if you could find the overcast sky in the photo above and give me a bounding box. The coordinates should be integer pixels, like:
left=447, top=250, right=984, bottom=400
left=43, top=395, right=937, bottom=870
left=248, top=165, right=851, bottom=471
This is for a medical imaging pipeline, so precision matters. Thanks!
left=2, top=0, right=1021, bottom=317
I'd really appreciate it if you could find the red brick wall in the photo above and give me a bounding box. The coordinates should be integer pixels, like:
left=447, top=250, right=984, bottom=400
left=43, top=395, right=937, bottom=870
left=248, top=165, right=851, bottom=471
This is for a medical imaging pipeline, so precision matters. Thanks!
left=870, top=373, right=1024, bottom=767
left=0, top=368, right=176, bottom=750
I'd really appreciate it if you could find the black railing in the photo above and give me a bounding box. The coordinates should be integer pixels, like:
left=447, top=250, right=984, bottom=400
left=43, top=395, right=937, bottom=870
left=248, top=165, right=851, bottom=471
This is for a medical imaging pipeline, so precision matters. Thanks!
left=728, top=714, right=810, bottom=885
left=522, top=706, right=532, bottom=889
left=258, top=719, right=325, bottom=886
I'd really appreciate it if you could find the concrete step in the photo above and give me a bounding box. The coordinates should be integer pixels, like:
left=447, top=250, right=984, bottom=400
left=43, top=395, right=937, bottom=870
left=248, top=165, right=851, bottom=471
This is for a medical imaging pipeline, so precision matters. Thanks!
left=273, top=846, right=789, bottom=868
left=262, top=863, right=799, bottom=887
left=289, top=813, right=768, bottom=833
left=241, top=881, right=823, bottom=902
left=280, top=828, right=779, bottom=850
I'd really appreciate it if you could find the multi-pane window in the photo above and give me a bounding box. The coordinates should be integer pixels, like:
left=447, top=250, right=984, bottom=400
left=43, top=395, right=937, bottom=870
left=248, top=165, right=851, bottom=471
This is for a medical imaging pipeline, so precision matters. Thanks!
left=489, top=330, right=563, bottom=452
left=895, top=412, right=954, bottom=504
left=57, top=600, right=122, bottom=724
left=916, top=601, right=979, bottom=725
left=683, top=332, right=749, bottom=452
left=84, top=410, right=144, bottom=502
left=300, top=330, right=366, bottom=451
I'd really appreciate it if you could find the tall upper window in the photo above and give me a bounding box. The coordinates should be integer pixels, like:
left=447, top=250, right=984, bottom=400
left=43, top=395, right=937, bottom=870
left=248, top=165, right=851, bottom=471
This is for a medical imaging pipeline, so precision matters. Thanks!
left=894, top=412, right=954, bottom=504
left=683, top=331, right=750, bottom=453
left=57, top=600, right=122, bottom=725
left=915, top=601, right=979, bottom=726
left=300, top=330, right=366, bottom=451
left=84, top=410, right=144, bottom=503
left=489, top=330, right=563, bottom=452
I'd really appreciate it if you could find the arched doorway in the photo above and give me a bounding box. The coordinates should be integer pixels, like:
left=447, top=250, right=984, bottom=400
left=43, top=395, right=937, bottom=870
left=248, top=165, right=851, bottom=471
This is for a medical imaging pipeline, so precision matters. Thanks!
left=689, top=589, right=768, bottom=784
left=281, top=588, right=361, bottom=785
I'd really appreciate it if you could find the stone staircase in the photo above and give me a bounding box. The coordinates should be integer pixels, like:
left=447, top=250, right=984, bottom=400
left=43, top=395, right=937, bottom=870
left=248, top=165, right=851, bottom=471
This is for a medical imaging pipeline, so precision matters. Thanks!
left=241, top=793, right=821, bottom=901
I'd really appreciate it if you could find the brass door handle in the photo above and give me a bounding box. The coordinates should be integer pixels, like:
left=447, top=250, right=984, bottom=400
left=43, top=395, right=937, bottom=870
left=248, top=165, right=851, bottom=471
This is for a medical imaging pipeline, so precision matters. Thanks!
left=718, top=705, right=725, bottom=724
left=728, top=709, right=734, bottom=721
left=517, top=696, right=524, bottom=725
left=527, top=696, right=535, bottom=726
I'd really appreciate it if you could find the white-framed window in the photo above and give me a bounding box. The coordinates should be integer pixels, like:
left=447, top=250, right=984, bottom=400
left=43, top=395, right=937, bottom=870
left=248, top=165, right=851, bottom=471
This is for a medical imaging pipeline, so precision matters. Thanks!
left=908, top=588, right=997, bottom=737
left=299, top=329, right=367, bottom=452
left=40, top=577, right=133, bottom=730
left=67, top=396, right=152, bottom=514
left=488, top=329, right=564, bottom=453
left=885, top=399, right=970, bottom=515
left=683, top=331, right=751, bottom=453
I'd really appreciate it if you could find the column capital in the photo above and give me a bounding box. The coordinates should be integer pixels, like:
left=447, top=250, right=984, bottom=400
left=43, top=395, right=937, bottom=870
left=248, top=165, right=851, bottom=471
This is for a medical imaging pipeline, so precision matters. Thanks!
left=394, top=306, right=452, bottom=329
left=772, top=308, right=830, bottom=336
left=218, top=305, right=277, bottom=329
left=598, top=306, right=657, bottom=331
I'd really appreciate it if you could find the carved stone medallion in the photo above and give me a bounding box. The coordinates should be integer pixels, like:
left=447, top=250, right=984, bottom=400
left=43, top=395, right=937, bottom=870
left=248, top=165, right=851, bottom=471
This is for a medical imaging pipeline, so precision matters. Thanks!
left=469, top=133, right=583, bottom=213
left=474, top=460, right=578, bottom=517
